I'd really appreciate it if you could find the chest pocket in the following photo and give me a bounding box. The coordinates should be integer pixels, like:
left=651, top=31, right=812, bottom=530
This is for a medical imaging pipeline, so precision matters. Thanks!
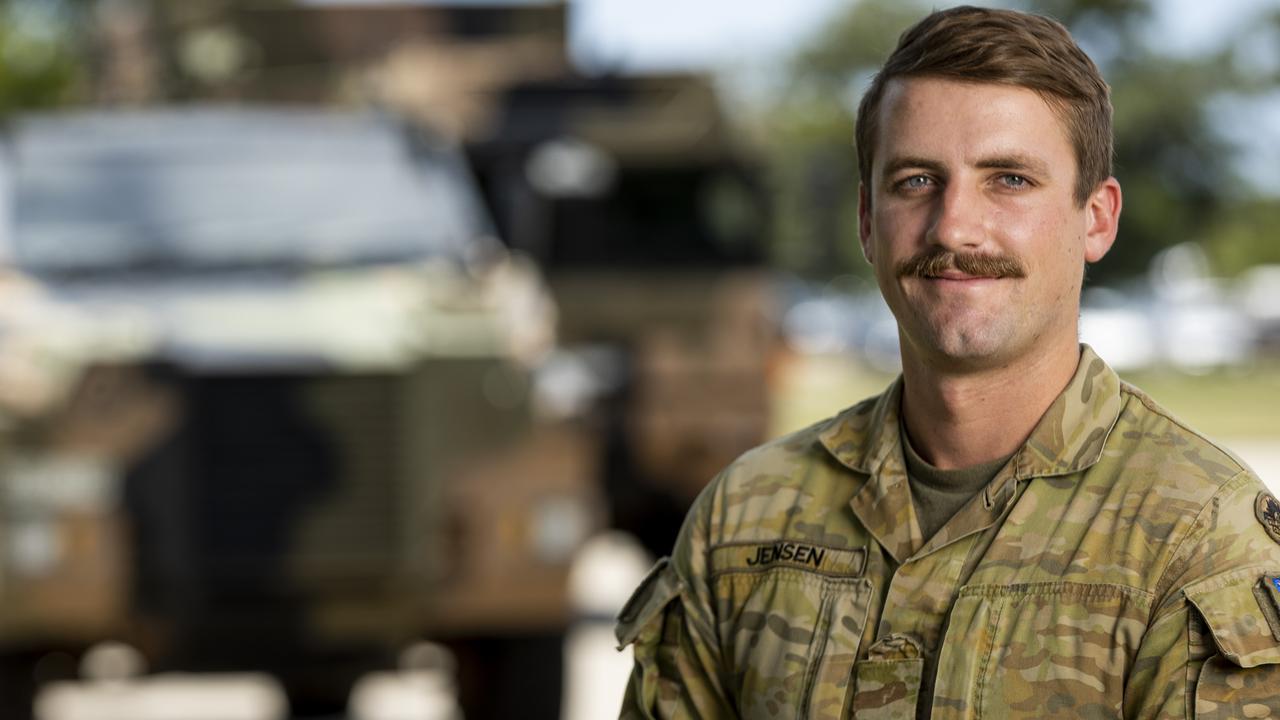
left=710, top=542, right=871, bottom=720
left=936, top=582, right=1150, bottom=719
left=1185, top=571, right=1280, bottom=719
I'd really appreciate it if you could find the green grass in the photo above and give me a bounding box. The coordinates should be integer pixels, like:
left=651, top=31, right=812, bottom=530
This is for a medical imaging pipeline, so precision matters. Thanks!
left=771, top=353, right=1280, bottom=442
left=1119, top=362, right=1280, bottom=439
left=770, top=353, right=896, bottom=437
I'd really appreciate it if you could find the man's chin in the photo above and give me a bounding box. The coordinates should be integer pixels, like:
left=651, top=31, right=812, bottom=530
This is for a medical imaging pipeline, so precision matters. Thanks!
left=904, top=329, right=1018, bottom=372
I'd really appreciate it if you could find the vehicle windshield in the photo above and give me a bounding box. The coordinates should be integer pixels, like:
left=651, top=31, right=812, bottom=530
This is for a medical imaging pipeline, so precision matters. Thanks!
left=8, top=110, right=488, bottom=272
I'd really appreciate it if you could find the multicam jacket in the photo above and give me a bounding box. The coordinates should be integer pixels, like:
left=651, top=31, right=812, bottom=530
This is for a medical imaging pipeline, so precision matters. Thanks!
left=616, top=346, right=1280, bottom=719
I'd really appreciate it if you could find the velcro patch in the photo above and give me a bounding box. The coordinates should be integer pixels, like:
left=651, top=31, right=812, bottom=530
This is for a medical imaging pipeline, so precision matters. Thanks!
left=1255, top=492, right=1280, bottom=546
left=1254, top=575, right=1280, bottom=642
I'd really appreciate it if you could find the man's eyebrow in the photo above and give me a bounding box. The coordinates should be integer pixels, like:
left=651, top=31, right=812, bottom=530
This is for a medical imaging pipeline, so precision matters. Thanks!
left=880, top=156, right=946, bottom=179
left=974, top=154, right=1052, bottom=176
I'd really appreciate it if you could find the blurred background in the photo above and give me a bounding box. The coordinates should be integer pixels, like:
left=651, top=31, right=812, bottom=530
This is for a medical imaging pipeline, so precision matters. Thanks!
left=0, top=0, right=1276, bottom=718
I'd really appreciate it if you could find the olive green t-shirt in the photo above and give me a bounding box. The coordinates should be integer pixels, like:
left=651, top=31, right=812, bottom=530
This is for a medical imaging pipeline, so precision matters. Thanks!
left=900, top=423, right=1015, bottom=542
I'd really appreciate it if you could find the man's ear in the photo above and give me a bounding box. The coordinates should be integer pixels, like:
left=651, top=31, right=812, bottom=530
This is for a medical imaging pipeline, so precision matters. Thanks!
left=858, top=183, right=873, bottom=263
left=1083, top=176, right=1122, bottom=263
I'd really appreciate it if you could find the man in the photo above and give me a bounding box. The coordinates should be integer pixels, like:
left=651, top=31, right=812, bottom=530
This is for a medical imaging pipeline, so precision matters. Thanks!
left=616, top=6, right=1280, bottom=719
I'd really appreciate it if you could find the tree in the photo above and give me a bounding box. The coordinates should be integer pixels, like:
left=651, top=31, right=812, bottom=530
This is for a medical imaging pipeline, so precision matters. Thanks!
left=757, top=0, right=1275, bottom=283
left=0, top=0, right=83, bottom=114
left=754, top=0, right=923, bottom=280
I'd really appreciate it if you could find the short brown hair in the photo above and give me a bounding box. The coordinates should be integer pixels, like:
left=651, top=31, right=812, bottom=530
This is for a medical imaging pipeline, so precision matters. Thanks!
left=855, top=6, right=1112, bottom=205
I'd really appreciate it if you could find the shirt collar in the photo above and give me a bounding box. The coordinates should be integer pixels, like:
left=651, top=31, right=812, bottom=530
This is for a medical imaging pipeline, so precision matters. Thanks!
left=817, top=344, right=1123, bottom=482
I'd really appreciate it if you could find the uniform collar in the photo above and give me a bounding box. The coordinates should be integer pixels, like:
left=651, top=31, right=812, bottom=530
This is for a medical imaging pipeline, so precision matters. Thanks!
left=817, top=344, right=1123, bottom=563
left=818, top=344, right=1122, bottom=481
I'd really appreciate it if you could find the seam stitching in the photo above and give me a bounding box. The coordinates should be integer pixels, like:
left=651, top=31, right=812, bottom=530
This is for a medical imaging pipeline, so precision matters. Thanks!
left=975, top=597, right=1003, bottom=719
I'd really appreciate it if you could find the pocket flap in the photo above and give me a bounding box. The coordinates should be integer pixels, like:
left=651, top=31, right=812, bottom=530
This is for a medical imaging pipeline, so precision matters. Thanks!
left=615, top=557, right=683, bottom=650
left=1185, top=571, right=1280, bottom=668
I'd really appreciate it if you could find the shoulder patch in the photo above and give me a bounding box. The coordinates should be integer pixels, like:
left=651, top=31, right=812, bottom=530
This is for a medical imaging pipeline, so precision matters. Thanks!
left=1255, top=491, right=1280, bottom=545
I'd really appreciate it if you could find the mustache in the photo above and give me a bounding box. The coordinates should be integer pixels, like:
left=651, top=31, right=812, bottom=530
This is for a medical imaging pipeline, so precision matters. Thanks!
left=896, top=248, right=1027, bottom=279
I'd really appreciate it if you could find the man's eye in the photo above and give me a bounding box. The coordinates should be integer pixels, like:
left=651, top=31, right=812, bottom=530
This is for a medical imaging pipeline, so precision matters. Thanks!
left=999, top=174, right=1029, bottom=188
left=899, top=175, right=933, bottom=190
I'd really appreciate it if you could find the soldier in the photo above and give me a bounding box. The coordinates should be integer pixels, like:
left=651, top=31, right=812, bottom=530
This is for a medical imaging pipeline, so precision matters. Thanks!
left=616, top=5, right=1280, bottom=719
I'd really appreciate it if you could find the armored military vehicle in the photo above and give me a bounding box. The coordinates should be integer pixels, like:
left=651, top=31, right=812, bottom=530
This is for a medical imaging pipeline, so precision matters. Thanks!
left=0, top=108, right=599, bottom=718
left=465, top=73, right=781, bottom=558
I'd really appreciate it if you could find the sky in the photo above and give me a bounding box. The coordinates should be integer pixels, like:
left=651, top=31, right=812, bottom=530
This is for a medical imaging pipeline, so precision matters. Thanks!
left=568, top=0, right=1280, bottom=72
left=568, top=0, right=849, bottom=72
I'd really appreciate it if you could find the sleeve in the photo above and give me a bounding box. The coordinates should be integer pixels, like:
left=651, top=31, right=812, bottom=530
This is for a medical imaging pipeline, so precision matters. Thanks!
left=614, top=477, right=736, bottom=719
left=1123, top=471, right=1280, bottom=719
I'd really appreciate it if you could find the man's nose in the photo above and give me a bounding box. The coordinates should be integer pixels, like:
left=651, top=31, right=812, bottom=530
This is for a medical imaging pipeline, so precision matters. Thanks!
left=926, top=181, right=984, bottom=251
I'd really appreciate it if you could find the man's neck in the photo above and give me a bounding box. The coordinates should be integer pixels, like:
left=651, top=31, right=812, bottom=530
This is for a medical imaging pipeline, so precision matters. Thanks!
left=898, top=338, right=1082, bottom=470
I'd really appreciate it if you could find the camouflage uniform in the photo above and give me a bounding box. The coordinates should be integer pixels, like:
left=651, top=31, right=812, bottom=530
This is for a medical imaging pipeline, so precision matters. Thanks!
left=616, top=346, right=1280, bottom=718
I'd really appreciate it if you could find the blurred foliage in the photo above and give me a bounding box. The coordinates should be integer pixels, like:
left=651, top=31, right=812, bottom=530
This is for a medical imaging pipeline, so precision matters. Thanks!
left=1204, top=199, right=1280, bottom=276
left=0, top=0, right=285, bottom=111
left=0, top=0, right=83, bottom=114
left=0, top=0, right=1276, bottom=282
left=757, top=0, right=921, bottom=278
left=758, top=0, right=1280, bottom=282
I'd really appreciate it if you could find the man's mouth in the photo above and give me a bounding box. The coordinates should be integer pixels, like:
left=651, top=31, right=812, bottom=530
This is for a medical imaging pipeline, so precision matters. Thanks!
left=926, top=269, right=1002, bottom=282
left=930, top=270, right=996, bottom=280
